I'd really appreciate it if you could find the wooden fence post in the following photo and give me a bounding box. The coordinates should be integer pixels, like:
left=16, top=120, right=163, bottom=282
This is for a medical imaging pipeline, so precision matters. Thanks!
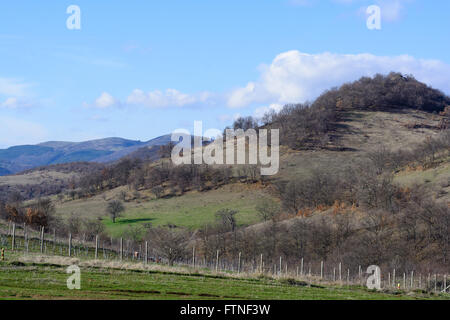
left=120, top=238, right=123, bottom=261
left=40, top=226, right=44, bottom=253
left=11, top=223, right=15, bottom=251
left=215, top=250, right=219, bottom=272
left=434, top=274, right=437, bottom=292
left=320, top=261, right=324, bottom=279
left=279, top=257, right=282, bottom=276
left=347, top=269, right=350, bottom=286
left=403, top=273, right=406, bottom=290
left=95, top=235, right=99, bottom=259
left=238, top=252, right=241, bottom=274
left=23, top=223, right=27, bottom=248
left=68, top=233, right=72, bottom=257
left=339, top=262, right=342, bottom=282
left=393, top=269, right=396, bottom=288
left=358, top=265, right=362, bottom=284
left=145, top=241, right=148, bottom=265
left=411, top=271, right=414, bottom=289
left=300, top=258, right=304, bottom=276
left=53, top=229, right=56, bottom=252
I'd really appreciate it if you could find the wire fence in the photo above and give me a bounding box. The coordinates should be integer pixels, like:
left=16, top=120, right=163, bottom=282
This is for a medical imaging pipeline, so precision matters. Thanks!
left=1, top=222, right=449, bottom=294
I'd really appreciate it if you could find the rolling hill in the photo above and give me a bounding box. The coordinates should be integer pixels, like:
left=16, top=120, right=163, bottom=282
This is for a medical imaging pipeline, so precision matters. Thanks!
left=0, top=135, right=172, bottom=175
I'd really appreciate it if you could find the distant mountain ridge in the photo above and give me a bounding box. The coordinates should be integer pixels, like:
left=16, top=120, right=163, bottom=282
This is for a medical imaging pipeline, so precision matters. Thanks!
left=0, top=135, right=171, bottom=175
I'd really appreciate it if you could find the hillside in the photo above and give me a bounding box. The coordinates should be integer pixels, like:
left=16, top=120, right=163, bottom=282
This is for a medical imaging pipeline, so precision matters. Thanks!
left=0, top=135, right=171, bottom=175
left=52, top=109, right=449, bottom=235
left=1, top=73, right=449, bottom=278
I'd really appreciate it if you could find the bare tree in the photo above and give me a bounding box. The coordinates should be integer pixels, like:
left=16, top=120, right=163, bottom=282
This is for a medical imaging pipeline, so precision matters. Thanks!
left=256, top=198, right=280, bottom=222
left=147, top=227, right=189, bottom=266
left=215, top=209, right=238, bottom=232
left=106, top=200, right=124, bottom=223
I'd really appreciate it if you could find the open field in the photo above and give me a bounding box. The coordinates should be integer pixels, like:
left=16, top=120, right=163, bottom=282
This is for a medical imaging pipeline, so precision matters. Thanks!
left=0, top=254, right=448, bottom=300
left=0, top=170, right=76, bottom=186
left=394, top=161, right=450, bottom=203
left=55, top=184, right=275, bottom=237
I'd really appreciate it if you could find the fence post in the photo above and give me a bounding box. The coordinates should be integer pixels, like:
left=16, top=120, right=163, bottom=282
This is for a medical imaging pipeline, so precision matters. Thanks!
left=434, top=274, right=437, bottom=292
left=238, top=252, right=241, bottom=274
left=300, top=258, right=304, bottom=276
left=260, top=254, right=263, bottom=273
left=279, top=257, right=282, bottom=276
left=192, top=246, right=195, bottom=267
left=358, top=265, right=362, bottom=284
left=444, top=275, right=447, bottom=293
left=403, top=272, right=406, bottom=290
left=393, top=269, right=396, bottom=288
left=120, top=238, right=123, bottom=261
left=95, top=235, right=99, bottom=259
left=388, top=272, right=391, bottom=288
left=347, top=269, right=350, bottom=286
left=68, top=233, right=72, bottom=257
left=145, top=241, right=148, bottom=265
left=333, top=268, right=336, bottom=282
left=339, top=262, right=342, bottom=282
left=411, top=271, right=414, bottom=289
left=11, top=223, right=15, bottom=251
left=23, top=223, right=27, bottom=246
left=320, top=261, right=324, bottom=279
left=215, top=250, right=219, bottom=272
left=40, top=226, right=44, bottom=253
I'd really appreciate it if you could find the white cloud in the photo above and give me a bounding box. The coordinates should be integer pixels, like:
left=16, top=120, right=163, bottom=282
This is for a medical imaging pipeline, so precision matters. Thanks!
left=95, top=92, right=119, bottom=108
left=127, top=89, right=194, bottom=108
left=218, top=113, right=242, bottom=123
left=126, top=88, right=214, bottom=108
left=254, top=104, right=284, bottom=119
left=227, top=50, right=450, bottom=108
left=88, top=88, right=215, bottom=109
left=0, top=97, right=34, bottom=109
left=0, top=78, right=38, bottom=109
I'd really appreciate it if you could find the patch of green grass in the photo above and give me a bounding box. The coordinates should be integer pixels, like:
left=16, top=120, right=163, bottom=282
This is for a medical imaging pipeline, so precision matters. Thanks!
left=56, top=184, right=273, bottom=237
left=0, top=261, right=445, bottom=300
left=395, top=163, right=450, bottom=186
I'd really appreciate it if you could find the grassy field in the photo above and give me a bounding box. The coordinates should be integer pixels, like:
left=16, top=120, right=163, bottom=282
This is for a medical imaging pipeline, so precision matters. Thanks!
left=0, top=256, right=447, bottom=300
left=55, top=184, right=274, bottom=237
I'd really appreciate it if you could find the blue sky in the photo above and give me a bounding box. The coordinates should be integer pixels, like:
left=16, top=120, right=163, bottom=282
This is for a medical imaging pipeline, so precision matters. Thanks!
left=0, top=0, right=449, bottom=147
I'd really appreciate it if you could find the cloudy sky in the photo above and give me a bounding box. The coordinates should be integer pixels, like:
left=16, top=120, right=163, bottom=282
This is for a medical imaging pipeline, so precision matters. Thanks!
left=0, top=0, right=449, bottom=147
